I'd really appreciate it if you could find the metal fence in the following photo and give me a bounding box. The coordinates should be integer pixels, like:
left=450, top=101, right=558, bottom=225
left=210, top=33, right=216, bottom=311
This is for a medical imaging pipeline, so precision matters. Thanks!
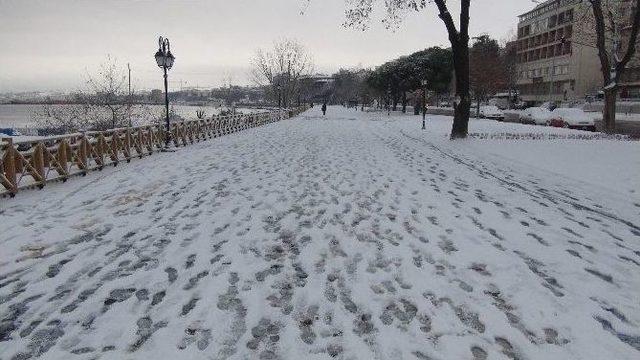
left=1, top=107, right=308, bottom=197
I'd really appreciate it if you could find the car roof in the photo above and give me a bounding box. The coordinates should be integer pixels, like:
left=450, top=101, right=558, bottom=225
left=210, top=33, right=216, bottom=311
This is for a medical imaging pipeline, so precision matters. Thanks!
left=554, top=108, right=582, bottom=112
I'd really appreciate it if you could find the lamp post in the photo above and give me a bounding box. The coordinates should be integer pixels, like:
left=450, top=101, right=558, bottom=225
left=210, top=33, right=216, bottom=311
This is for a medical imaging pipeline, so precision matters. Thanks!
left=154, top=36, right=175, bottom=148
left=421, top=79, right=428, bottom=130
left=276, top=84, right=282, bottom=109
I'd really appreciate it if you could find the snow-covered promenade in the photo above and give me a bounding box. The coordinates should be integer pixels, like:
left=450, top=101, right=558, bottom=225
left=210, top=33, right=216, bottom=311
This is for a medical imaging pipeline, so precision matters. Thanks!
left=1, top=107, right=639, bottom=359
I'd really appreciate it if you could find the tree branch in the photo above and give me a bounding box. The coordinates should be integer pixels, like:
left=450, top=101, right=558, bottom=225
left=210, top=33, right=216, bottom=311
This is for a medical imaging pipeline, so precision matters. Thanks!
left=617, top=0, right=640, bottom=73
left=589, top=0, right=612, bottom=84
left=433, top=0, right=459, bottom=45
left=460, top=0, right=471, bottom=40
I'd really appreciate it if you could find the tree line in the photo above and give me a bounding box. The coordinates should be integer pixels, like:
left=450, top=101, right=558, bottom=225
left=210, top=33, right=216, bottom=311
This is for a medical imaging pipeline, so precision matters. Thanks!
left=329, top=35, right=515, bottom=118
left=325, top=0, right=640, bottom=138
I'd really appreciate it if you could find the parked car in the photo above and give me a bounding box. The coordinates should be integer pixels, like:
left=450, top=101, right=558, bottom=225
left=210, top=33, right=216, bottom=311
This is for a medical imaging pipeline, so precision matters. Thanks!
left=520, top=107, right=554, bottom=125
left=0, top=128, right=31, bottom=151
left=478, top=105, right=505, bottom=120
left=550, top=108, right=596, bottom=131
left=548, top=117, right=567, bottom=128
left=539, top=101, right=558, bottom=111
left=512, top=101, right=528, bottom=110
left=0, top=128, right=23, bottom=137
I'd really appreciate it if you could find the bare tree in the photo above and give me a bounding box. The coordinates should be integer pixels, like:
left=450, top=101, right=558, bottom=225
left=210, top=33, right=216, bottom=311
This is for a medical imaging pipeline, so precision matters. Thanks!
left=470, top=35, right=507, bottom=116
left=85, top=56, right=130, bottom=130
left=221, top=71, right=234, bottom=106
left=501, top=30, right=520, bottom=109
left=588, top=0, right=640, bottom=132
left=34, top=56, right=153, bottom=134
left=32, top=94, right=94, bottom=134
left=337, top=0, right=472, bottom=139
left=250, top=39, right=314, bottom=108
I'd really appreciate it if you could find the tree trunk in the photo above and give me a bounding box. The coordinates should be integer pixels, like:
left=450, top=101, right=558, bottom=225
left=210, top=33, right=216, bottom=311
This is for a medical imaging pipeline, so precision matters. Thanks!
left=476, top=98, right=481, bottom=118
left=602, top=89, right=617, bottom=133
left=402, top=92, right=407, bottom=113
left=451, top=43, right=471, bottom=139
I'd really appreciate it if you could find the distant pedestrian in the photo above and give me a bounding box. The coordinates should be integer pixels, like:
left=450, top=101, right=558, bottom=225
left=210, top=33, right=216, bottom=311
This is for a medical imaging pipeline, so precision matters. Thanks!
left=322, top=102, right=327, bottom=116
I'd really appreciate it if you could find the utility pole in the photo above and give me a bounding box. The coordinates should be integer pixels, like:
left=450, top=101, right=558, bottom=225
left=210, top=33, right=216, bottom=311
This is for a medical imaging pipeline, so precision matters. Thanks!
left=127, top=63, right=132, bottom=127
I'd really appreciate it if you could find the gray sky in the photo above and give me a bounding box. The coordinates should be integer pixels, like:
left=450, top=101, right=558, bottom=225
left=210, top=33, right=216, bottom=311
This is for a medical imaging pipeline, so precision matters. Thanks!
left=0, top=0, right=533, bottom=92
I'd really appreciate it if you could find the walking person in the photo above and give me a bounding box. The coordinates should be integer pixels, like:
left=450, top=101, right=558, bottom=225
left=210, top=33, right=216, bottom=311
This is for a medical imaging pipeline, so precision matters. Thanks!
left=322, top=102, right=327, bottom=116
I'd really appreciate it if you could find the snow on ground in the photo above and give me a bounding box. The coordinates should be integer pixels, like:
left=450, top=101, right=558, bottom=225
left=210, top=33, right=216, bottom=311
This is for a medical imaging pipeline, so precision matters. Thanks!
left=1, top=106, right=639, bottom=360
left=412, top=113, right=640, bottom=197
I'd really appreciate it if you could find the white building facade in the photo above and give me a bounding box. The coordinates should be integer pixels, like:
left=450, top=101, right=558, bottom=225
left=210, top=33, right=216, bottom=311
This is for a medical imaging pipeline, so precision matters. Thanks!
left=515, top=0, right=602, bottom=105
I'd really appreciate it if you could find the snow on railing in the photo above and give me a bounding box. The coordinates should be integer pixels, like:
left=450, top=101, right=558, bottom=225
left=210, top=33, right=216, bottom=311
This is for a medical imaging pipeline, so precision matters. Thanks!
left=0, top=106, right=309, bottom=197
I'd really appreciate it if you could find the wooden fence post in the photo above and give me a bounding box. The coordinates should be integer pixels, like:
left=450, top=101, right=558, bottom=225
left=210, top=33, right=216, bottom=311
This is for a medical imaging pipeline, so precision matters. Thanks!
left=1, top=138, right=18, bottom=196
left=32, top=142, right=46, bottom=187
left=57, top=139, right=69, bottom=181
left=78, top=132, right=88, bottom=174
left=124, top=128, right=132, bottom=163
left=96, top=134, right=105, bottom=170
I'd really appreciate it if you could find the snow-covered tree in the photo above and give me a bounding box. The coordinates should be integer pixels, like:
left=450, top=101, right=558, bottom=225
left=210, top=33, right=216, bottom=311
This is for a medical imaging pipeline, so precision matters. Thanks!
left=337, top=0, right=472, bottom=139
left=586, top=0, right=640, bottom=132
left=34, top=56, right=153, bottom=134
left=470, top=35, right=507, bottom=116
left=250, top=39, right=314, bottom=108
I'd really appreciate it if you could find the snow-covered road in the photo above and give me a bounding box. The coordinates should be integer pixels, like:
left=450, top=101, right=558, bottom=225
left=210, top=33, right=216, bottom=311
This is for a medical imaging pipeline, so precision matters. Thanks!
left=1, top=106, right=639, bottom=360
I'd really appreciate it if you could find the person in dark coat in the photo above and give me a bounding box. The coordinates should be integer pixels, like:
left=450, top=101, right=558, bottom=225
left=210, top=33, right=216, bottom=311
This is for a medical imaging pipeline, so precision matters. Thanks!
left=322, top=102, right=327, bottom=116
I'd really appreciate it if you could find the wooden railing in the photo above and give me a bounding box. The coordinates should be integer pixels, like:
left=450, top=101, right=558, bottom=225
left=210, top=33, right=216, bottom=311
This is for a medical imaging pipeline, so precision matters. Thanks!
left=1, top=106, right=308, bottom=197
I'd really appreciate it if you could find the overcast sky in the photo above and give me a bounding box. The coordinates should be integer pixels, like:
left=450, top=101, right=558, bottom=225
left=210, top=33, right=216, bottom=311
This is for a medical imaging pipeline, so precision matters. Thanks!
left=0, top=0, right=534, bottom=93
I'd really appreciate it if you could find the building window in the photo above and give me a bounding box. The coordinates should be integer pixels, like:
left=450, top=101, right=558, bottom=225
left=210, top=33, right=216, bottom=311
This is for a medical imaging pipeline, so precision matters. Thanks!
left=565, top=25, right=573, bottom=39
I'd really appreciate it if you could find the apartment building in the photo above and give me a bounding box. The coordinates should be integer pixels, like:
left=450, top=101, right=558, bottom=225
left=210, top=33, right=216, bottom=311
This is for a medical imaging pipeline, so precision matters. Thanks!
left=515, top=0, right=602, bottom=105
left=618, top=0, right=640, bottom=99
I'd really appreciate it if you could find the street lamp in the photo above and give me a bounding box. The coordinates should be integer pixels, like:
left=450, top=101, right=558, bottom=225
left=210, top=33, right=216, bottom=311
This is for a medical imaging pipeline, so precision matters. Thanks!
left=421, top=79, right=428, bottom=130
left=154, top=36, right=175, bottom=148
left=276, top=84, right=282, bottom=109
